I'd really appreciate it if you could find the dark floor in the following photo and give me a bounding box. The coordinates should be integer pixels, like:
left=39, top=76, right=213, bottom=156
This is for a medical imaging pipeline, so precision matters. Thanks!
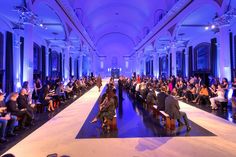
left=76, top=89, right=215, bottom=139
left=0, top=86, right=94, bottom=155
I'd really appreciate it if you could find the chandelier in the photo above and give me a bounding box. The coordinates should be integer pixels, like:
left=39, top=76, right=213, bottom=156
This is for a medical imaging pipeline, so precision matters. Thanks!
left=15, top=6, right=47, bottom=29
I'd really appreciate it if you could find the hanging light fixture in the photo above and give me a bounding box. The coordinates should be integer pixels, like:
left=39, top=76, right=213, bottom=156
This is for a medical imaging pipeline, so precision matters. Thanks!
left=15, top=6, right=47, bottom=29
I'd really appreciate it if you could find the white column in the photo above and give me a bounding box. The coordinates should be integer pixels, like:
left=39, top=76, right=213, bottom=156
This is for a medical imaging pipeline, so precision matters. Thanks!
left=45, top=48, right=49, bottom=76
left=13, top=29, right=21, bottom=91
left=217, top=27, right=231, bottom=80
left=23, top=24, right=34, bottom=88
left=63, top=47, right=70, bottom=81
left=171, top=46, right=177, bottom=76
left=143, top=58, right=146, bottom=75
left=168, top=52, right=171, bottom=77
left=153, top=52, right=159, bottom=78
left=185, top=49, right=189, bottom=77
left=78, top=53, right=83, bottom=78
left=70, top=54, right=75, bottom=76
left=135, top=52, right=140, bottom=75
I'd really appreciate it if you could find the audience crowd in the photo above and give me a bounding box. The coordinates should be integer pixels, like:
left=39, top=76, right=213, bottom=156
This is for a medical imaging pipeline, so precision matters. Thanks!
left=0, top=76, right=97, bottom=143
left=120, top=74, right=236, bottom=130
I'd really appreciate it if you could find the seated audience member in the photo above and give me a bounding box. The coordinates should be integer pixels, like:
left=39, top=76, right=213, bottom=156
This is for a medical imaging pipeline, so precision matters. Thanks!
left=65, top=82, right=74, bottom=99
left=39, top=84, right=54, bottom=112
left=6, top=92, right=33, bottom=129
left=210, top=85, right=226, bottom=110
left=209, top=84, right=217, bottom=97
left=22, top=81, right=31, bottom=104
left=156, top=86, right=167, bottom=111
left=0, top=92, right=17, bottom=142
left=55, top=83, right=66, bottom=101
left=17, top=88, right=35, bottom=119
left=231, top=77, right=236, bottom=118
left=146, top=87, right=157, bottom=109
left=165, top=94, right=191, bottom=131
left=183, top=82, right=194, bottom=102
left=171, top=88, right=178, bottom=96
left=112, top=88, right=118, bottom=108
left=193, top=84, right=210, bottom=105
left=91, top=89, right=116, bottom=130
left=221, top=78, right=229, bottom=90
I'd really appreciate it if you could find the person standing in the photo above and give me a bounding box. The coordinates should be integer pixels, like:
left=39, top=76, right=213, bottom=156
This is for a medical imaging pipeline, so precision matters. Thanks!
left=118, top=76, right=123, bottom=100
left=97, top=75, right=102, bottom=92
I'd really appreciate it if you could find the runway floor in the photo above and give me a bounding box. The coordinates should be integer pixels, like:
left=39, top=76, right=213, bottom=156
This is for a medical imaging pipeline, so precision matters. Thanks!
left=2, top=79, right=236, bottom=157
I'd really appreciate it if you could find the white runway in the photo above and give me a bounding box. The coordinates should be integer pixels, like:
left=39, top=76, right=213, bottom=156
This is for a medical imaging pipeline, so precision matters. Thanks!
left=3, top=80, right=236, bottom=157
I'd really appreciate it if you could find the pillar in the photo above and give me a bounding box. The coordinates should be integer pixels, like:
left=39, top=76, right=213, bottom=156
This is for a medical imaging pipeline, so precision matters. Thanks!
left=184, top=49, right=189, bottom=77
left=70, top=54, right=75, bottom=76
left=170, top=45, right=177, bottom=76
left=153, top=52, right=159, bottom=78
left=23, top=24, right=34, bottom=88
left=45, top=48, right=49, bottom=76
left=13, top=29, right=21, bottom=91
left=78, top=53, right=83, bottom=78
left=217, top=26, right=231, bottom=81
left=135, top=52, right=140, bottom=75
left=63, top=46, right=70, bottom=81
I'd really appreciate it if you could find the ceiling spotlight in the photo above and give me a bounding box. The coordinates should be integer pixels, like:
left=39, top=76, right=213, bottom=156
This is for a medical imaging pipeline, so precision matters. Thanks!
left=211, top=24, right=215, bottom=29
left=205, top=26, right=209, bottom=30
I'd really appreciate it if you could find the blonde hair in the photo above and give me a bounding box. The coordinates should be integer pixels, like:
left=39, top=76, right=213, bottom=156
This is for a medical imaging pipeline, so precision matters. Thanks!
left=5, top=92, right=18, bottom=102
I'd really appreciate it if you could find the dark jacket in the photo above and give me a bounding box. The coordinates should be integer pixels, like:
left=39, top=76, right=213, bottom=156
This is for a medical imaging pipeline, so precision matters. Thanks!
left=17, top=94, right=28, bottom=110
left=165, top=95, right=181, bottom=119
left=146, top=90, right=157, bottom=106
left=157, top=92, right=167, bottom=111
left=6, top=100, right=20, bottom=113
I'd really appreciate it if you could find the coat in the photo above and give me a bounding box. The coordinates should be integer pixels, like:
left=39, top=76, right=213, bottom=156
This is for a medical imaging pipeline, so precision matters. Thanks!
left=165, top=95, right=181, bottom=119
left=157, top=92, right=167, bottom=111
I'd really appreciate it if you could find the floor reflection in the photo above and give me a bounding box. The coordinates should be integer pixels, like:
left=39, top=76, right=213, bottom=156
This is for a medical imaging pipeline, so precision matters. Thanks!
left=76, top=89, right=215, bottom=139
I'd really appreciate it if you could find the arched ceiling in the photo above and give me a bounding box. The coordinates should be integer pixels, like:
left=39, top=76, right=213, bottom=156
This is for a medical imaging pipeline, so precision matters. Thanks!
left=68, top=0, right=176, bottom=56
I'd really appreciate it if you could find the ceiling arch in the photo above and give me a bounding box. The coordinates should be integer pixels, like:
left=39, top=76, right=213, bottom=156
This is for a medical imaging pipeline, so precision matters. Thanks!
left=68, top=0, right=171, bottom=56
left=32, top=0, right=68, bottom=40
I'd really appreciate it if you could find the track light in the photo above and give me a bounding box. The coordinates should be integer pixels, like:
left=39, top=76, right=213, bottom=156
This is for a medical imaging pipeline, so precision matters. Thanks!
left=205, top=26, right=209, bottom=30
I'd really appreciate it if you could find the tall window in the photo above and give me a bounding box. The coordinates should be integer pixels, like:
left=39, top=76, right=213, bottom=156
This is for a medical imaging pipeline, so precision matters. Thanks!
left=194, top=43, right=211, bottom=72
left=49, top=51, right=60, bottom=78
left=176, top=50, right=185, bottom=76
left=33, top=43, right=42, bottom=79
left=160, top=55, right=168, bottom=78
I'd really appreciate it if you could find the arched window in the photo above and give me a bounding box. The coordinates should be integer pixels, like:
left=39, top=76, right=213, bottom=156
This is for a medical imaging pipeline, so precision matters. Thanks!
left=154, top=9, right=165, bottom=25
left=194, top=42, right=211, bottom=72
left=33, top=43, right=42, bottom=79
left=160, top=55, right=168, bottom=78
left=49, top=50, right=60, bottom=78
left=176, top=50, right=185, bottom=76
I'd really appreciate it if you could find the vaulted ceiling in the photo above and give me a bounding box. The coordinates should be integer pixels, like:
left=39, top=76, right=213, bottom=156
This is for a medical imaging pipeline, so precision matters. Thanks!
left=68, top=0, right=176, bottom=56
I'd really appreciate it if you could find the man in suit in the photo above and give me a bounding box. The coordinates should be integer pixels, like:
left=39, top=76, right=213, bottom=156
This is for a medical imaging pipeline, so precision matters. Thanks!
left=6, top=92, right=33, bottom=129
left=146, top=87, right=157, bottom=110
left=156, top=86, right=168, bottom=111
left=165, top=94, right=191, bottom=131
left=17, top=88, right=35, bottom=119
